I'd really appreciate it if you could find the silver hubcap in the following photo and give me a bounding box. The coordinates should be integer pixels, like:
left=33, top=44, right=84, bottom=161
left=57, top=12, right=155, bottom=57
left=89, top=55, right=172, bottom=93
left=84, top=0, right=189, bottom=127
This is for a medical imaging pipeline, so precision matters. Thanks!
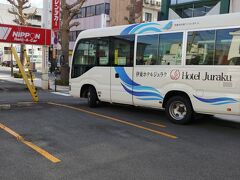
left=169, top=101, right=187, bottom=121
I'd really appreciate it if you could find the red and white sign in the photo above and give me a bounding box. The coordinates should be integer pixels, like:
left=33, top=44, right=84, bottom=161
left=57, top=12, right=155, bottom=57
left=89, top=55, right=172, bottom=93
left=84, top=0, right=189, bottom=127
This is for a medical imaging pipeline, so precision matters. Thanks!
left=52, top=0, right=61, bottom=31
left=0, top=24, right=51, bottom=45
left=170, top=69, right=181, bottom=80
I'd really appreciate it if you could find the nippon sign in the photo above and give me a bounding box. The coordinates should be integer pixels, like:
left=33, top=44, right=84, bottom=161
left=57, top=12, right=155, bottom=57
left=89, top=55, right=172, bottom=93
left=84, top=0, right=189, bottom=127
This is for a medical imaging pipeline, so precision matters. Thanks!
left=0, top=24, right=51, bottom=45
left=52, top=0, right=60, bottom=31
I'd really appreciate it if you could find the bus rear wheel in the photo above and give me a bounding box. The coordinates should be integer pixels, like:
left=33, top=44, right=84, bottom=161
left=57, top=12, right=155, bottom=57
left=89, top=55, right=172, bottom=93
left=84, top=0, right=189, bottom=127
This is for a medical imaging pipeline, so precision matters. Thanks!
left=165, top=96, right=193, bottom=124
left=87, top=86, right=99, bottom=108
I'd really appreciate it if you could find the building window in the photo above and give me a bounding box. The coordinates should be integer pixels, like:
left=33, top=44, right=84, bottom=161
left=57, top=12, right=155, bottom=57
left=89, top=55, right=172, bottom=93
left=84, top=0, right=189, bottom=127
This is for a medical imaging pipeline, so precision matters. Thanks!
left=86, top=5, right=96, bottom=17
left=105, top=3, right=110, bottom=15
left=79, top=7, right=86, bottom=18
left=69, top=31, right=77, bottom=42
left=75, top=3, right=110, bottom=19
left=76, top=30, right=82, bottom=37
left=69, top=31, right=84, bottom=42
left=145, top=13, right=152, bottom=22
left=96, top=3, right=105, bottom=15
left=172, top=0, right=218, bottom=18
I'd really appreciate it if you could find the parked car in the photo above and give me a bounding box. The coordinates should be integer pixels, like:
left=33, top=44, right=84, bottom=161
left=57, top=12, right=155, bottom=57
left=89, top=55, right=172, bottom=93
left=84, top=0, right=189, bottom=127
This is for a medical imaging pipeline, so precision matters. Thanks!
left=1, top=60, right=18, bottom=67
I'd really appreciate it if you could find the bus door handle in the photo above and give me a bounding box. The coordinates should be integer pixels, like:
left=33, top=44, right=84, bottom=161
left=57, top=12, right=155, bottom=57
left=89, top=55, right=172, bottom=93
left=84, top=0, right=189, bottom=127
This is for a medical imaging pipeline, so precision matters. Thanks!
left=115, top=73, right=119, bottom=78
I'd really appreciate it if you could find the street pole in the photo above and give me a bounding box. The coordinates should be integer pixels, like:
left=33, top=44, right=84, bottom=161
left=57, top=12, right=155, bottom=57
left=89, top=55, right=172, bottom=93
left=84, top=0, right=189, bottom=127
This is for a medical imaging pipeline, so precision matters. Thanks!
left=41, top=0, right=50, bottom=90
left=10, top=44, right=13, bottom=76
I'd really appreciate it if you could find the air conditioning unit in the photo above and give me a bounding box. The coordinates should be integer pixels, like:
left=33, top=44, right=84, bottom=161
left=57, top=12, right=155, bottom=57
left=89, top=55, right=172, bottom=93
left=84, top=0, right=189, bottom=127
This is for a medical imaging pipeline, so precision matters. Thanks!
left=144, top=0, right=150, bottom=4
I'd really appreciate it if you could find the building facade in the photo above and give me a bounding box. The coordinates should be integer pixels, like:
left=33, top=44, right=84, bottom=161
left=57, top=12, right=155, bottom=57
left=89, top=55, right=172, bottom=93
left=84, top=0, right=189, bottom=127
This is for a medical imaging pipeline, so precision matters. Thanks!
left=160, top=0, right=240, bottom=20
left=69, top=0, right=110, bottom=50
left=110, top=0, right=161, bottom=26
left=110, top=0, right=133, bottom=26
left=142, top=0, right=161, bottom=22
left=69, top=0, right=161, bottom=49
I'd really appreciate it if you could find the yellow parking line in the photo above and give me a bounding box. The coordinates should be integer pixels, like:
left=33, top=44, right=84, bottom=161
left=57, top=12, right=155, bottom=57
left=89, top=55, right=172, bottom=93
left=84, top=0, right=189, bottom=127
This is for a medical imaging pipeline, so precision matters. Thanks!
left=0, top=123, right=61, bottom=163
left=144, top=121, right=166, bottom=128
left=48, top=102, right=178, bottom=139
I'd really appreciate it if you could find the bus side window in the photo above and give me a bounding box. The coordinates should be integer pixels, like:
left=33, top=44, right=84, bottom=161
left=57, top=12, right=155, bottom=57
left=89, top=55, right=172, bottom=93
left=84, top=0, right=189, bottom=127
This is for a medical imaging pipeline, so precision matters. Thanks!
left=216, top=28, right=240, bottom=65
left=136, top=34, right=158, bottom=65
left=112, top=35, right=134, bottom=67
left=72, top=39, right=96, bottom=66
left=96, top=38, right=110, bottom=66
left=186, top=30, right=215, bottom=65
left=186, top=28, right=240, bottom=66
left=136, top=32, right=183, bottom=65
left=159, top=32, right=183, bottom=65
left=71, top=39, right=97, bottom=78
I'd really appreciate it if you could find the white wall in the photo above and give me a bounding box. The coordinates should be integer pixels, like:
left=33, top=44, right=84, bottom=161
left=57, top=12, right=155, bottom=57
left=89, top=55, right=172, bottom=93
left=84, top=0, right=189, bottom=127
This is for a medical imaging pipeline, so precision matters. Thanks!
left=168, top=9, right=181, bottom=20
left=206, top=2, right=220, bottom=15
left=230, top=0, right=240, bottom=13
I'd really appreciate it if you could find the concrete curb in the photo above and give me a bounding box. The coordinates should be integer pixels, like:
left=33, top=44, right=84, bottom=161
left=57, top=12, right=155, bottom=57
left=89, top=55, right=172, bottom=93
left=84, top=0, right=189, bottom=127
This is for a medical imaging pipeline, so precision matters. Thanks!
left=0, top=104, right=11, bottom=110
left=0, top=102, right=35, bottom=110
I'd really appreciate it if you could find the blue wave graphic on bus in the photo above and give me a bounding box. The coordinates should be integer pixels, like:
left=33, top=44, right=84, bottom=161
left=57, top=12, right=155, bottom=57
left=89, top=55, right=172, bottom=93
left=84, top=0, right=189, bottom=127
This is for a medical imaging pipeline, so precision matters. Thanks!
left=194, top=95, right=238, bottom=105
left=115, top=67, right=163, bottom=101
left=120, top=21, right=173, bottom=35
left=114, top=66, right=139, bottom=86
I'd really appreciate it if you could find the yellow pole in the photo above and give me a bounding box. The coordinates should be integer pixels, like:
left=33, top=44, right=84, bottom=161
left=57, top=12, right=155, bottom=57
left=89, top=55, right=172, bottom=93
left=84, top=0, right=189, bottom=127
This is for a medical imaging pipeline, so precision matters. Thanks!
left=24, top=49, right=35, bottom=87
left=11, top=47, right=39, bottom=102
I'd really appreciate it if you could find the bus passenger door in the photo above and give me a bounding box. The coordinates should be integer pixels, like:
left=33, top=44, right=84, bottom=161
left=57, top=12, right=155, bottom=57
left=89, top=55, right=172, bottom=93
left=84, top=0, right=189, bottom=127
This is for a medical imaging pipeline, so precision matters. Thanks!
left=110, top=36, right=135, bottom=105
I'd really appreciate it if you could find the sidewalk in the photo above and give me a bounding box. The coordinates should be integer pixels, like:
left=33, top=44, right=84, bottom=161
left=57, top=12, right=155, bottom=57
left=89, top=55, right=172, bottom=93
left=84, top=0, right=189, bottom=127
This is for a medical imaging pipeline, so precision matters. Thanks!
left=0, top=66, right=69, bottom=93
left=0, top=66, right=78, bottom=106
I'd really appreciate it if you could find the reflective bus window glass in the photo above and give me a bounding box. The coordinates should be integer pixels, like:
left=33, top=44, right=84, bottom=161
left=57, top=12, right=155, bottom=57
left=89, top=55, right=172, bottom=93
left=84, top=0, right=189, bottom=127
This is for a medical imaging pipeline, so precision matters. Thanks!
left=113, top=35, right=134, bottom=66
left=97, top=39, right=109, bottom=65
left=215, top=28, right=240, bottom=65
left=73, top=39, right=96, bottom=66
left=136, top=34, right=159, bottom=65
left=159, top=32, right=183, bottom=65
left=186, top=30, right=215, bottom=65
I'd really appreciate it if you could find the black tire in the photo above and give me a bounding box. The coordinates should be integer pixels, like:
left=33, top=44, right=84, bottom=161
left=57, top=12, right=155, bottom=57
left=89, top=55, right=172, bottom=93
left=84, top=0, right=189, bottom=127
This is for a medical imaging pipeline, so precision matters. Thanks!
left=165, top=96, right=193, bottom=125
left=87, top=86, right=99, bottom=108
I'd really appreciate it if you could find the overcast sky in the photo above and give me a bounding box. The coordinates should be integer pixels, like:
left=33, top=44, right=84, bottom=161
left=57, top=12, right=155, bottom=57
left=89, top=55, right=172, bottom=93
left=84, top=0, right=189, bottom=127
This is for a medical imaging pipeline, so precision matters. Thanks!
left=0, top=0, right=43, bottom=8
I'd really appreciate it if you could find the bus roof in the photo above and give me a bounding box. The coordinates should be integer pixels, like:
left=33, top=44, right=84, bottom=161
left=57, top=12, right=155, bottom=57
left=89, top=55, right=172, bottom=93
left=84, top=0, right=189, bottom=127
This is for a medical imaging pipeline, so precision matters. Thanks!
left=76, top=13, right=240, bottom=41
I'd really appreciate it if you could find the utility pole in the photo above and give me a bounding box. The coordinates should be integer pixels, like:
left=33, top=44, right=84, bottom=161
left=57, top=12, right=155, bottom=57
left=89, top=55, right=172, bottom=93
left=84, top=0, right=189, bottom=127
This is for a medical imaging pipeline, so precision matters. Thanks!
left=41, top=0, right=50, bottom=90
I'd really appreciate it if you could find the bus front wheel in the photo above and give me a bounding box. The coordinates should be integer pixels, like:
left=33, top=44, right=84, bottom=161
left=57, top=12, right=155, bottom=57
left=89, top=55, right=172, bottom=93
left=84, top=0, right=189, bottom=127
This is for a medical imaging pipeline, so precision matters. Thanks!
left=165, top=96, right=193, bottom=124
left=87, top=86, right=99, bottom=108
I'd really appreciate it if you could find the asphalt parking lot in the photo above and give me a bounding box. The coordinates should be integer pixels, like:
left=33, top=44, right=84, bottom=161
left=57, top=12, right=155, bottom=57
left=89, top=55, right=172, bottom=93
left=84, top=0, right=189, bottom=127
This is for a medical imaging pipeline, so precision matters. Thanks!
left=1, top=101, right=240, bottom=179
left=0, top=80, right=240, bottom=180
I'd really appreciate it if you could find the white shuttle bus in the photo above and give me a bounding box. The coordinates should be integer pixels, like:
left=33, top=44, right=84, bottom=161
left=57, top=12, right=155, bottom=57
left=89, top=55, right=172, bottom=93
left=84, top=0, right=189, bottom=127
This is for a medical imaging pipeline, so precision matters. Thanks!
left=70, top=13, right=240, bottom=124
